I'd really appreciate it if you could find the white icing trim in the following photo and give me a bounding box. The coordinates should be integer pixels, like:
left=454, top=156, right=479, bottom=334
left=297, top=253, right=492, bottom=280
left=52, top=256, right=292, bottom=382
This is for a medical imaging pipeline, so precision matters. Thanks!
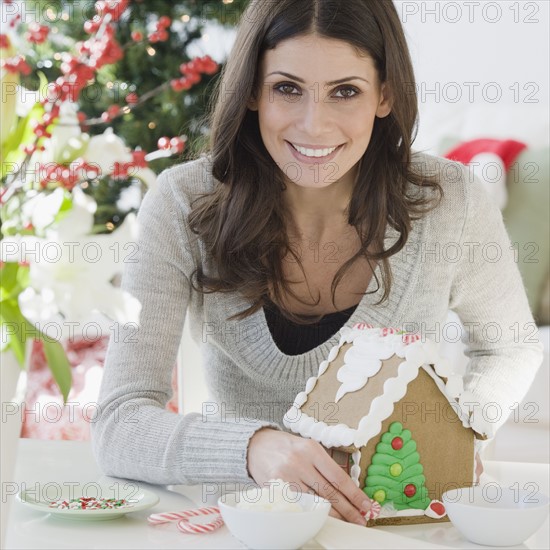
left=421, top=365, right=471, bottom=428
left=334, top=341, right=395, bottom=403
left=350, top=450, right=361, bottom=487
left=377, top=503, right=424, bottom=518
left=283, top=326, right=473, bottom=450
left=354, top=352, right=425, bottom=447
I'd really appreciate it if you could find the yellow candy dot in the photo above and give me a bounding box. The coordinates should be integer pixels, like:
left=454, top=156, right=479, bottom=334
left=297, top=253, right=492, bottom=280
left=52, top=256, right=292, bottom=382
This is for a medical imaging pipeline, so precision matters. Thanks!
left=373, top=490, right=386, bottom=503
left=390, top=463, right=403, bottom=477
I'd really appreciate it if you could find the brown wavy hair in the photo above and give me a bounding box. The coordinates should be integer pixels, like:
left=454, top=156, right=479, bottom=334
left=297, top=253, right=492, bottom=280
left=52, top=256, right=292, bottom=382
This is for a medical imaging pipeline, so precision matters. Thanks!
left=187, top=0, right=443, bottom=324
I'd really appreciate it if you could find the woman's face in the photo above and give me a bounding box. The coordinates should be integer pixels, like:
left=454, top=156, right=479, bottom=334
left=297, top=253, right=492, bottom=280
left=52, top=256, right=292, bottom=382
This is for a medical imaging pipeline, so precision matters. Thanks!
left=249, top=34, right=392, bottom=190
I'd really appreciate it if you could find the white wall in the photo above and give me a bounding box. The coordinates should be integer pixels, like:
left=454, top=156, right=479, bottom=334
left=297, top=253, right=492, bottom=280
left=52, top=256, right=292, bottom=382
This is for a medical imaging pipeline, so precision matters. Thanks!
left=396, top=0, right=550, bottom=151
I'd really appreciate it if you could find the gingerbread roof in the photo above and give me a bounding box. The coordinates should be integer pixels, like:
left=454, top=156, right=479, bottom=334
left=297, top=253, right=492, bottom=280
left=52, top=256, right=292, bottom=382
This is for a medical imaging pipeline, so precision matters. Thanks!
left=283, top=325, right=473, bottom=449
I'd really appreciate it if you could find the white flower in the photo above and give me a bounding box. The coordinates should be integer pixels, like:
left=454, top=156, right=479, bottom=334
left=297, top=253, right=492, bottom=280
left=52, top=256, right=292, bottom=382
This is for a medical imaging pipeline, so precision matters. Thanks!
left=21, top=187, right=65, bottom=231
left=1, top=187, right=141, bottom=328
left=83, top=127, right=132, bottom=176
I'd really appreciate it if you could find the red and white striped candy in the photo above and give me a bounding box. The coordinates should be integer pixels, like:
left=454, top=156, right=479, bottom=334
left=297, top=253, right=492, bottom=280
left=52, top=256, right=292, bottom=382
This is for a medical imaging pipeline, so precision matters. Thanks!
left=381, top=327, right=402, bottom=337
left=148, top=506, right=224, bottom=534
left=366, top=499, right=381, bottom=520
left=353, top=322, right=374, bottom=330
left=402, top=333, right=420, bottom=344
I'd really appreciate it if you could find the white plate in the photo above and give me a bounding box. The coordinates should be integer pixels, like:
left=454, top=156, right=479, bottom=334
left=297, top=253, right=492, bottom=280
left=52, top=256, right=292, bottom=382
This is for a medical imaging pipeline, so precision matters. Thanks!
left=17, top=482, right=159, bottom=521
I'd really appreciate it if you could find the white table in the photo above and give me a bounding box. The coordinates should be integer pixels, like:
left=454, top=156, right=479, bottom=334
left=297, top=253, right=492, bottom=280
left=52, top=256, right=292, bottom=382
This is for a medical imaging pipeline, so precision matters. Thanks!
left=4, top=439, right=550, bottom=549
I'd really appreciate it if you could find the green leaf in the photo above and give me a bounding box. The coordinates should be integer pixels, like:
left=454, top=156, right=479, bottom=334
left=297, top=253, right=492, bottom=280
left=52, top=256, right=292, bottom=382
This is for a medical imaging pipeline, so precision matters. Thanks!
left=52, top=191, right=74, bottom=225
left=0, top=262, right=20, bottom=296
left=40, top=336, right=72, bottom=404
left=53, top=133, right=90, bottom=165
left=1, top=102, right=46, bottom=179
left=0, top=295, right=72, bottom=401
left=0, top=299, right=28, bottom=365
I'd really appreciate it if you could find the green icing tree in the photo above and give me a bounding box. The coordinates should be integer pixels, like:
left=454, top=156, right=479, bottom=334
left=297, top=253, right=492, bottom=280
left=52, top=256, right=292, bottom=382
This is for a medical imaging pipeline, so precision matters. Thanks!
left=364, top=422, right=431, bottom=511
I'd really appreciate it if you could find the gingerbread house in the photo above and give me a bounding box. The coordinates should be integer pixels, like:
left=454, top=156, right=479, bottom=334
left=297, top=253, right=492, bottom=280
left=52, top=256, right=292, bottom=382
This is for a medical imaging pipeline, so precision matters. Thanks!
left=283, top=324, right=477, bottom=525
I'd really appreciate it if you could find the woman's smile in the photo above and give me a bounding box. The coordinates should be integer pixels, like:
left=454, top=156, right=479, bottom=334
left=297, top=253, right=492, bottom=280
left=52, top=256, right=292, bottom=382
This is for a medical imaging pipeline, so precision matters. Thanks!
left=285, top=140, right=345, bottom=164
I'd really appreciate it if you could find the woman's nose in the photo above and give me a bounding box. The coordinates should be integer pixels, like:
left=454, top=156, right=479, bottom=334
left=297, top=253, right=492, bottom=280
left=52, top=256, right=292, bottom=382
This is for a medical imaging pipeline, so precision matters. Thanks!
left=296, top=94, right=334, bottom=136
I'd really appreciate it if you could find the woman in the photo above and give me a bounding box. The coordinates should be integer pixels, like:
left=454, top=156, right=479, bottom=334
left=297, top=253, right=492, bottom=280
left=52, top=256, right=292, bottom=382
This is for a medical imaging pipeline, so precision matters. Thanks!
left=92, top=0, right=543, bottom=526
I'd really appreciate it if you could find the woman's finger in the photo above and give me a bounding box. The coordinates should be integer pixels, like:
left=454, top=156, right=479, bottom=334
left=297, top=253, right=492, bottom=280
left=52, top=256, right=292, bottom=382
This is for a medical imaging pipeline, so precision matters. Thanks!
left=312, top=447, right=372, bottom=520
left=305, top=468, right=367, bottom=526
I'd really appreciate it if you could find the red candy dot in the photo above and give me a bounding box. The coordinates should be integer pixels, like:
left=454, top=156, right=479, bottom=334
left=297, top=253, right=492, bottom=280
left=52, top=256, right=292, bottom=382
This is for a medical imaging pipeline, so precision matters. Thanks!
left=430, top=501, right=446, bottom=516
left=404, top=484, right=416, bottom=497
left=391, top=436, right=403, bottom=450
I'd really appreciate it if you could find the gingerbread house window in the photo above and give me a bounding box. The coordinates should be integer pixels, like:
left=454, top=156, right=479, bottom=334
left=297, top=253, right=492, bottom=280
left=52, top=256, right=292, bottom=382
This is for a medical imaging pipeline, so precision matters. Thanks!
left=327, top=448, right=351, bottom=475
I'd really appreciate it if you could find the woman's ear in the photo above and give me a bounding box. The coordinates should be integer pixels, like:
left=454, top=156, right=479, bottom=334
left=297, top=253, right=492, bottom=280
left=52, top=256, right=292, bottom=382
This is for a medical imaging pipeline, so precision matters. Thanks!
left=376, top=83, right=393, bottom=118
left=247, top=92, right=259, bottom=111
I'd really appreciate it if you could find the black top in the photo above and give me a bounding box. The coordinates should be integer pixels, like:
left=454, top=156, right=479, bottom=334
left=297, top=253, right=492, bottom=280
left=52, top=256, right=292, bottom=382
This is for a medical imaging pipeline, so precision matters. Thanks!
left=263, top=297, right=360, bottom=356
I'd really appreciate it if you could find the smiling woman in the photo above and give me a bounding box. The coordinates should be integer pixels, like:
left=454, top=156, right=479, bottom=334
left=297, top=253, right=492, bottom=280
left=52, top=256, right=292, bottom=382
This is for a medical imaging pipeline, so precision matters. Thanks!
left=249, top=35, right=392, bottom=193
left=92, top=0, right=544, bottom=531
left=188, top=0, right=444, bottom=323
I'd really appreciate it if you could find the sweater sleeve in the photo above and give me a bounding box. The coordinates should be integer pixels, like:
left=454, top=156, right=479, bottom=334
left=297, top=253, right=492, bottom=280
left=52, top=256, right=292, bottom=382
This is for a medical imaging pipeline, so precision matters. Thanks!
left=91, top=167, right=280, bottom=485
left=449, top=165, right=544, bottom=439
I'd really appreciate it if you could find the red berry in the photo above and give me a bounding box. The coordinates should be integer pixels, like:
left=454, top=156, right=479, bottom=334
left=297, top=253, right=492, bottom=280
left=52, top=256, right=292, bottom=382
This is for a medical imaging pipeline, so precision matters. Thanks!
left=0, top=34, right=10, bottom=49
left=404, top=484, right=416, bottom=497
left=107, top=105, right=121, bottom=118
left=131, top=30, right=143, bottom=42
left=157, top=137, right=170, bottom=150
left=157, top=30, right=168, bottom=41
left=186, top=72, right=201, bottom=85
left=158, top=15, right=171, bottom=28
left=391, top=437, right=403, bottom=450
left=178, top=78, right=193, bottom=91
left=201, top=56, right=218, bottom=74
left=125, top=92, right=138, bottom=105
left=185, top=60, right=199, bottom=74
left=83, top=20, right=100, bottom=34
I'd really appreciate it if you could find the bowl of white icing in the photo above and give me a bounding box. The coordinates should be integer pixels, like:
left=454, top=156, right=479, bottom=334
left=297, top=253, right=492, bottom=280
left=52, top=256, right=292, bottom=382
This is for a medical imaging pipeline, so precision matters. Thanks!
left=218, top=479, right=331, bottom=550
left=442, top=484, right=549, bottom=547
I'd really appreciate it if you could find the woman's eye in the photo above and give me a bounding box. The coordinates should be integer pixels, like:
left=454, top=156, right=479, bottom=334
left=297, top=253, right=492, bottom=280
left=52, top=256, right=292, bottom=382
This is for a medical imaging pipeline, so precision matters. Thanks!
left=333, top=86, right=360, bottom=100
left=274, top=83, right=299, bottom=96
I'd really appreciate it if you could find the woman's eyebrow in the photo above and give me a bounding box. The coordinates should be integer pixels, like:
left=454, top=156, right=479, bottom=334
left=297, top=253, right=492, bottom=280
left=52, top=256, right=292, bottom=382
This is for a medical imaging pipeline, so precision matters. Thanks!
left=265, top=71, right=369, bottom=85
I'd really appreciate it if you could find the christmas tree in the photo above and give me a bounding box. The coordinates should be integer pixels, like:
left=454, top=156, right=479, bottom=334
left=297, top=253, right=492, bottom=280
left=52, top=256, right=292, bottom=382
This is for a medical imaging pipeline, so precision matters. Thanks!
left=364, top=421, right=431, bottom=511
left=3, top=0, right=250, bottom=230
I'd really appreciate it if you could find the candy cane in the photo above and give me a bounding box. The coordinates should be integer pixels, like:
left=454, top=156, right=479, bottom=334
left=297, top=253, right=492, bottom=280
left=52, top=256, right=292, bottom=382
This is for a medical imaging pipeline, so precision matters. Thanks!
left=148, top=507, right=224, bottom=534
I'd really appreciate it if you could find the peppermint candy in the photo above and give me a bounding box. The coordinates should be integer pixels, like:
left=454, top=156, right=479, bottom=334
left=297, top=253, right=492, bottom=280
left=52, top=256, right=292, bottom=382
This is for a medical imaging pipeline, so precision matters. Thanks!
left=362, top=498, right=381, bottom=520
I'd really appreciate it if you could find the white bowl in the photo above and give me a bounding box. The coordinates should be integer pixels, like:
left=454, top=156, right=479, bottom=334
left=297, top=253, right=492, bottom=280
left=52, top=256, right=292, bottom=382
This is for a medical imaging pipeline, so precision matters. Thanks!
left=218, top=489, right=331, bottom=550
left=442, top=485, right=549, bottom=547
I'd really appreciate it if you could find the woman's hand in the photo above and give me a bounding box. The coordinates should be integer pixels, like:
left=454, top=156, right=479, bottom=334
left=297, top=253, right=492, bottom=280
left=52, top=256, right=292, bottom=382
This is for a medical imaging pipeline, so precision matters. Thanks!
left=247, top=428, right=371, bottom=525
left=475, top=450, right=484, bottom=484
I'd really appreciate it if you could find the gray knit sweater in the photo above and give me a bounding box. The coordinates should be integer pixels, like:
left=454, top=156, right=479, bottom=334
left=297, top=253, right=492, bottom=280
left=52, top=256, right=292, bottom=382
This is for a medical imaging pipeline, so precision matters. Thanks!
left=91, top=152, right=544, bottom=486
